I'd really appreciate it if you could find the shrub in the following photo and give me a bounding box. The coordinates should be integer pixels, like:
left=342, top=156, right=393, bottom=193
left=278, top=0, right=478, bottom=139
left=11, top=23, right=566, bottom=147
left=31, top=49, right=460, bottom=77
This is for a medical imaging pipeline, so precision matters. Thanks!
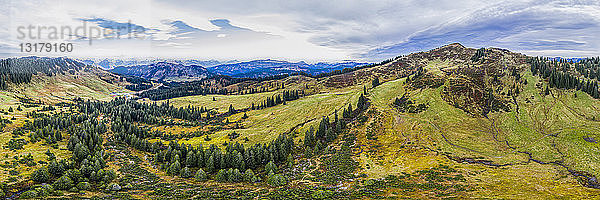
left=68, top=187, right=79, bottom=193
left=266, top=173, right=287, bottom=187
left=107, top=183, right=121, bottom=191
left=103, top=169, right=117, bottom=183
left=75, top=182, right=90, bottom=191
left=20, top=190, right=38, bottom=199
left=34, top=184, right=54, bottom=197
left=53, top=176, right=73, bottom=190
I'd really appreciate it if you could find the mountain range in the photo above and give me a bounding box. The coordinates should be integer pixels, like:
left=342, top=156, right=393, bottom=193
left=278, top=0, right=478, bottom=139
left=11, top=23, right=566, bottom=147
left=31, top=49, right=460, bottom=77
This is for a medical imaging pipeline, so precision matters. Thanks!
left=109, top=59, right=368, bottom=81
left=80, top=58, right=237, bottom=70
left=110, top=62, right=213, bottom=82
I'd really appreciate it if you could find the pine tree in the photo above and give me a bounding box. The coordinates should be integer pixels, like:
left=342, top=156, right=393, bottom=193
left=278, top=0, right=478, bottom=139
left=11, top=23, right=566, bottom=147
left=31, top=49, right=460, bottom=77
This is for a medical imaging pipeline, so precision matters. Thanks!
left=168, top=160, right=181, bottom=176
left=180, top=167, right=193, bottom=178
left=216, top=169, right=228, bottom=182
left=265, top=160, right=277, bottom=174
left=195, top=168, right=207, bottom=181
left=243, top=169, right=255, bottom=182
left=303, top=130, right=314, bottom=147
left=372, top=77, right=380, bottom=88
left=186, top=151, right=196, bottom=167
left=207, top=156, right=215, bottom=173
left=231, top=168, right=242, bottom=182
left=48, top=160, right=65, bottom=177
left=228, top=104, right=236, bottom=114
left=357, top=93, right=367, bottom=110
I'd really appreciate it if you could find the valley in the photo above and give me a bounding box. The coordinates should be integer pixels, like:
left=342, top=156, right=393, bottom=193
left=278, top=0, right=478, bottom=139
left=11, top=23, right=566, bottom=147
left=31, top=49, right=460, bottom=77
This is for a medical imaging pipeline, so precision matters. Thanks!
left=0, top=44, right=599, bottom=199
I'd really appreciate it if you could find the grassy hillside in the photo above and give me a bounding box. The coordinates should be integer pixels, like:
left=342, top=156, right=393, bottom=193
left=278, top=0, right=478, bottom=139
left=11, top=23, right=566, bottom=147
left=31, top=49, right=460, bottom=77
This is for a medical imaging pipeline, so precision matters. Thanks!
left=2, top=45, right=600, bottom=199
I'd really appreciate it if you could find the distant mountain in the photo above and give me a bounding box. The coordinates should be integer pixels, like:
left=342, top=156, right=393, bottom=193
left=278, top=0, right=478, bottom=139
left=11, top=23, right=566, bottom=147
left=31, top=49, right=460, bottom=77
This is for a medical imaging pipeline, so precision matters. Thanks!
left=81, top=58, right=236, bottom=70
left=110, top=62, right=213, bottom=82
left=208, top=59, right=368, bottom=78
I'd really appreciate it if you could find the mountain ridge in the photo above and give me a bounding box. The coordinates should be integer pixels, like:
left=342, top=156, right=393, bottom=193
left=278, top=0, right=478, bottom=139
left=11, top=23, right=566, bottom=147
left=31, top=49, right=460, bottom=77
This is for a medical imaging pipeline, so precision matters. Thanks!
left=110, top=61, right=213, bottom=82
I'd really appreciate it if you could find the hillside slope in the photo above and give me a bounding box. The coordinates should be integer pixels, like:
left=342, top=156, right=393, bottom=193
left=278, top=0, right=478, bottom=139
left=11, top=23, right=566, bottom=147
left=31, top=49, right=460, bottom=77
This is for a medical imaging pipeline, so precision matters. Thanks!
left=352, top=43, right=600, bottom=198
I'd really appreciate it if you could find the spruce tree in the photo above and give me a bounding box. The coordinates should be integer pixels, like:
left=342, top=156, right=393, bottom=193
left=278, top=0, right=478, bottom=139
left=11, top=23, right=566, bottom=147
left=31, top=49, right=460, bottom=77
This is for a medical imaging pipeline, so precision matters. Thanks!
left=195, top=168, right=207, bottom=181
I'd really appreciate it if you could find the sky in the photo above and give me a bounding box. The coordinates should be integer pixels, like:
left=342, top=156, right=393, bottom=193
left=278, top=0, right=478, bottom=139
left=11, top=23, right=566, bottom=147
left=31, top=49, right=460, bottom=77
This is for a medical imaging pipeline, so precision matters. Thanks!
left=1, top=0, right=599, bottom=62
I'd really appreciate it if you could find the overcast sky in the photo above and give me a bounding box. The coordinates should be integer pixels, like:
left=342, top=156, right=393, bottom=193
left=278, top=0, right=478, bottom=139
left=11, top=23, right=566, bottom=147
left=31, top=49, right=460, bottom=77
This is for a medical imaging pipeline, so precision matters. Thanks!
left=1, top=0, right=599, bottom=62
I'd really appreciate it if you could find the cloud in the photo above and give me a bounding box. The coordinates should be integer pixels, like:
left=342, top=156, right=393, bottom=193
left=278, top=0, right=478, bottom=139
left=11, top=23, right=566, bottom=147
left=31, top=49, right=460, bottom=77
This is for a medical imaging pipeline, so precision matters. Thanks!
left=80, top=18, right=152, bottom=38
left=164, top=20, right=202, bottom=35
left=362, top=0, right=600, bottom=60
left=1, top=0, right=599, bottom=61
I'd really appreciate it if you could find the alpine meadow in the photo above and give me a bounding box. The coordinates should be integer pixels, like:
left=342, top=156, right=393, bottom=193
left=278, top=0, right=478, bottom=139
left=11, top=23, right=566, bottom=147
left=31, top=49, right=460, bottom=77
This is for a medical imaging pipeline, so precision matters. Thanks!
left=1, top=1, right=600, bottom=199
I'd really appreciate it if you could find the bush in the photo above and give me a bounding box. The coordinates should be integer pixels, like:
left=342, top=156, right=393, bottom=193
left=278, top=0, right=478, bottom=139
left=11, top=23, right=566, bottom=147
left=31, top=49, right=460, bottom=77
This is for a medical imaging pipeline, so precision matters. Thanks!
left=68, top=187, right=79, bottom=193
left=76, top=182, right=91, bottom=191
left=107, top=183, right=121, bottom=191
left=20, top=190, right=38, bottom=199
left=267, top=173, right=287, bottom=187
left=6, top=138, right=27, bottom=150
left=35, top=184, right=54, bottom=197
left=53, top=176, right=73, bottom=190
left=103, top=169, right=117, bottom=182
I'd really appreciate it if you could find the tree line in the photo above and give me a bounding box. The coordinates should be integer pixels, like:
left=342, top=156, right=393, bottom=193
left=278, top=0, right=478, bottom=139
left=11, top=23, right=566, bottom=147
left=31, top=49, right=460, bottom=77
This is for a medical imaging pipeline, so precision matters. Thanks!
left=0, top=57, right=87, bottom=89
left=76, top=97, right=212, bottom=123
left=530, top=57, right=600, bottom=98
left=251, top=90, right=303, bottom=110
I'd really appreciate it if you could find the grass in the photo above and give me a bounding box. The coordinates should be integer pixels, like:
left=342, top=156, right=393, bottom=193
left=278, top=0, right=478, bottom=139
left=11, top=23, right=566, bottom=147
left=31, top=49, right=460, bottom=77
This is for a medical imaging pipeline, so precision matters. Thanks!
left=148, top=91, right=280, bottom=113
left=496, top=71, right=600, bottom=176
left=158, top=85, right=365, bottom=148
left=12, top=71, right=125, bottom=103
left=360, top=68, right=600, bottom=198
left=0, top=132, right=71, bottom=182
